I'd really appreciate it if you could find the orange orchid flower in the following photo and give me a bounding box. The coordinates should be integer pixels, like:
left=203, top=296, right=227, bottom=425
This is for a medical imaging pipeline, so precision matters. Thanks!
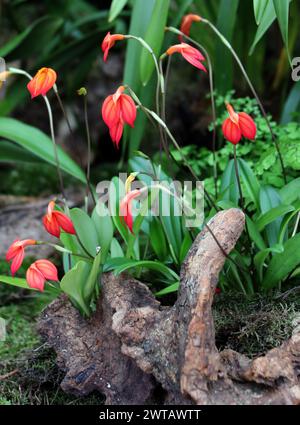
left=101, top=32, right=125, bottom=61
left=222, top=103, right=257, bottom=145
left=6, top=239, right=36, bottom=276
left=27, top=67, right=57, bottom=99
left=179, top=14, right=201, bottom=42
left=119, top=189, right=141, bottom=234
left=166, top=43, right=207, bottom=72
left=26, top=259, right=58, bottom=292
left=101, top=86, right=136, bottom=147
left=43, top=201, right=76, bottom=238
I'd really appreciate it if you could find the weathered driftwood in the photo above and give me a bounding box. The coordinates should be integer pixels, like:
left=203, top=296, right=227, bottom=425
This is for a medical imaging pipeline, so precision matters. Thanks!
left=38, top=209, right=300, bottom=405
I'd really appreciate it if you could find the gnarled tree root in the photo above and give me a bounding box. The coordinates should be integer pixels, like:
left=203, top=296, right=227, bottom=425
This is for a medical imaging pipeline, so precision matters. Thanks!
left=38, top=209, right=300, bottom=405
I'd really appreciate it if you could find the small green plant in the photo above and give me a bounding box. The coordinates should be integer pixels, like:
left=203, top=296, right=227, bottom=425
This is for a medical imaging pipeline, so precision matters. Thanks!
left=1, top=7, right=300, bottom=318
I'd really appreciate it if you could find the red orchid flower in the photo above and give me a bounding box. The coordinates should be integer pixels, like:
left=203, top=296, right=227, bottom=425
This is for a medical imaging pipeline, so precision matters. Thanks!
left=6, top=239, right=36, bottom=276
left=179, top=14, right=201, bottom=42
left=166, top=43, right=207, bottom=72
left=27, top=67, right=57, bottom=99
left=102, top=86, right=136, bottom=147
left=43, top=201, right=76, bottom=238
left=26, top=259, right=58, bottom=292
left=222, top=103, right=257, bottom=145
left=101, top=32, right=125, bottom=61
left=119, top=189, right=141, bottom=234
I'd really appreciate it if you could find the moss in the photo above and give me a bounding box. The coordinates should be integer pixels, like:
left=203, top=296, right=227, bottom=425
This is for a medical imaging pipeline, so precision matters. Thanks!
left=213, top=292, right=300, bottom=357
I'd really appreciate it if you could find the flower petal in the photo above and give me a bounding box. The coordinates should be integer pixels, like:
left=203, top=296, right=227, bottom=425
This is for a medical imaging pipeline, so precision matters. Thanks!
left=181, top=49, right=207, bottom=72
left=35, top=259, right=58, bottom=281
left=6, top=239, right=20, bottom=261
left=11, top=248, right=24, bottom=276
left=120, top=94, right=136, bottom=127
left=26, top=266, right=45, bottom=292
left=238, top=112, right=257, bottom=140
left=43, top=214, right=60, bottom=238
left=54, top=211, right=76, bottom=235
left=222, top=118, right=242, bottom=144
left=109, top=120, right=124, bottom=148
left=102, top=95, right=120, bottom=127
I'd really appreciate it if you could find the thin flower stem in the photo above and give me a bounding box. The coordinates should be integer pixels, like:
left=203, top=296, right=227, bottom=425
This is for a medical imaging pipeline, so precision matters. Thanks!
left=8, top=67, right=66, bottom=198
left=198, top=19, right=287, bottom=184
left=43, top=95, right=66, bottom=198
left=54, top=88, right=96, bottom=205
left=124, top=35, right=167, bottom=161
left=83, top=94, right=97, bottom=206
left=165, top=27, right=218, bottom=196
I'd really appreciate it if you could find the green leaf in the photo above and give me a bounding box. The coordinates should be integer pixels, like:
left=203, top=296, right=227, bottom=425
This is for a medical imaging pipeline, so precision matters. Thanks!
left=110, top=238, right=125, bottom=258
left=280, top=177, right=300, bottom=204
left=84, top=250, right=102, bottom=302
left=139, top=0, right=170, bottom=85
left=179, top=232, right=193, bottom=264
left=0, top=140, right=42, bottom=163
left=250, top=0, right=292, bottom=54
left=107, top=258, right=179, bottom=281
left=60, top=261, right=91, bottom=316
left=280, top=82, right=300, bottom=124
left=220, top=159, right=239, bottom=205
left=254, top=243, right=284, bottom=282
left=108, top=176, right=128, bottom=244
left=255, top=204, right=295, bottom=232
left=92, top=204, right=114, bottom=261
left=273, top=0, right=291, bottom=64
left=109, top=0, right=128, bottom=22
left=0, top=118, right=86, bottom=183
left=215, top=0, right=240, bottom=93
left=253, top=0, right=268, bottom=24
left=150, top=218, right=168, bottom=260
left=278, top=200, right=300, bottom=244
left=246, top=216, right=267, bottom=250
left=0, top=275, right=31, bottom=290
left=70, top=208, right=99, bottom=257
left=155, top=281, right=179, bottom=297
left=0, top=17, right=63, bottom=58
left=238, top=158, right=260, bottom=209
left=262, top=233, right=300, bottom=289
left=259, top=186, right=283, bottom=246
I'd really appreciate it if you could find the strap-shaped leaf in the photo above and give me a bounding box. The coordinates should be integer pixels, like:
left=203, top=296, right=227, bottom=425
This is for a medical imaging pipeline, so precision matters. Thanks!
left=262, top=233, right=300, bottom=289
left=0, top=118, right=86, bottom=183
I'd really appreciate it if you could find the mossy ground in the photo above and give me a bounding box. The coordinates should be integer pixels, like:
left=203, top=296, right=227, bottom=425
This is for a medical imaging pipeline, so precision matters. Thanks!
left=0, top=259, right=104, bottom=405
left=1, top=258, right=300, bottom=405
left=214, top=291, right=300, bottom=357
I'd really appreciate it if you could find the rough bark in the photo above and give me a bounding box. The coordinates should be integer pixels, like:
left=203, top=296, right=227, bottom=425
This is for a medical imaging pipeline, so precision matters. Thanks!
left=38, top=209, right=300, bottom=405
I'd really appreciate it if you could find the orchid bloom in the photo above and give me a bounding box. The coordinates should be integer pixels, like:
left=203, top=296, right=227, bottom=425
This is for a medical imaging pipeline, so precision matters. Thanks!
left=43, top=201, right=76, bottom=238
left=26, top=259, right=58, bottom=292
left=27, top=67, right=57, bottom=99
left=166, top=43, right=207, bottom=72
left=102, top=86, right=136, bottom=147
left=179, top=14, right=201, bottom=42
left=222, top=103, right=257, bottom=145
left=6, top=239, right=36, bottom=276
left=119, top=189, right=141, bottom=233
left=101, top=32, right=125, bottom=61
